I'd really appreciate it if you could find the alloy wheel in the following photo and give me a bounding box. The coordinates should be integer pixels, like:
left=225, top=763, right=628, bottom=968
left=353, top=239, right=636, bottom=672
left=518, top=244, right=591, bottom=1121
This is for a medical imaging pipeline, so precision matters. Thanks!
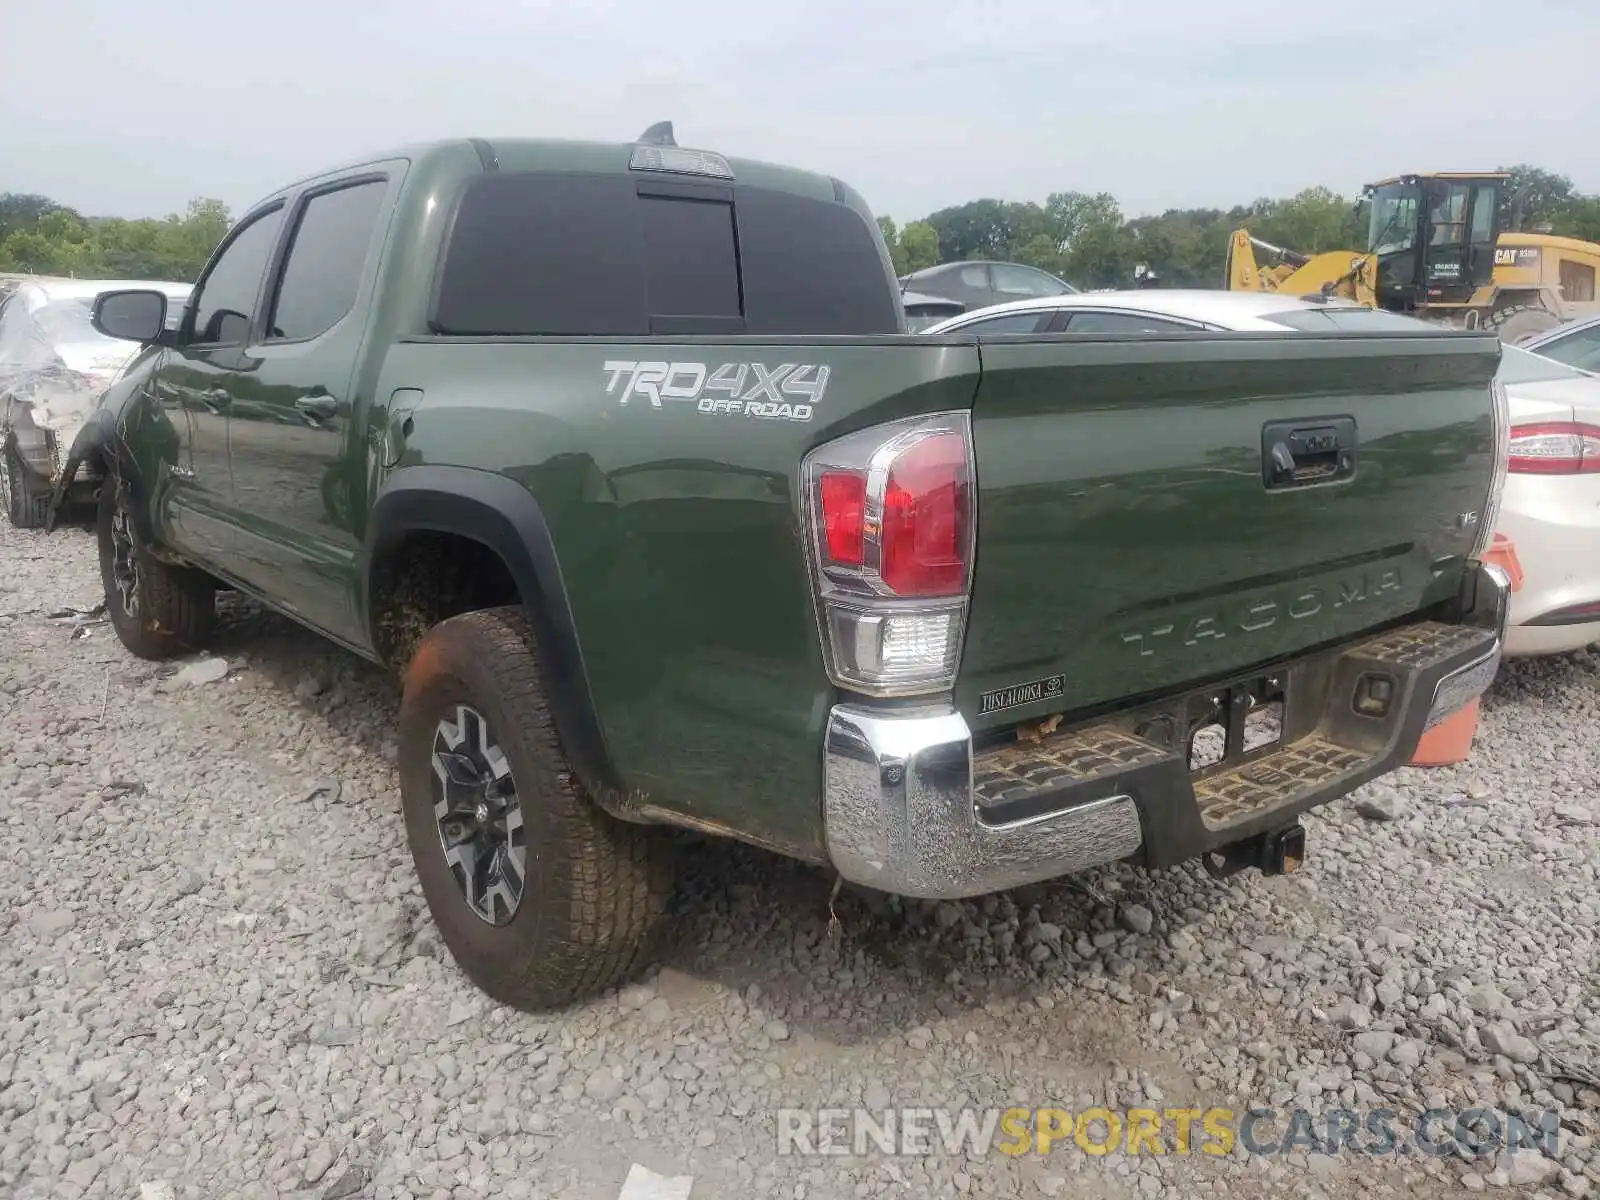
left=430, top=704, right=527, bottom=926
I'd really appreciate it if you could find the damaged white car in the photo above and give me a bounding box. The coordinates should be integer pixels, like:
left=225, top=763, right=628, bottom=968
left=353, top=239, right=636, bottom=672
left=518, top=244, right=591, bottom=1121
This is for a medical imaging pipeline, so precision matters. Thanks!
left=1, top=277, right=191, bottom=526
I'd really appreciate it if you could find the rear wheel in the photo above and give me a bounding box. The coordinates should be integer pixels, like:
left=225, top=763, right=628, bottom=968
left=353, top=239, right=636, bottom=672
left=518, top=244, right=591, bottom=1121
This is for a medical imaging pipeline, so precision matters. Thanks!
left=1, top=438, right=49, bottom=528
left=1485, top=303, right=1562, bottom=344
left=97, top=473, right=216, bottom=659
left=398, top=606, right=673, bottom=1009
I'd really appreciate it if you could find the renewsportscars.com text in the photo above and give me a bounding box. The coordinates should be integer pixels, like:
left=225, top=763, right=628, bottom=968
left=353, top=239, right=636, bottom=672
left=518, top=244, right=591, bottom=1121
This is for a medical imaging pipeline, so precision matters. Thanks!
left=776, top=1105, right=1563, bottom=1159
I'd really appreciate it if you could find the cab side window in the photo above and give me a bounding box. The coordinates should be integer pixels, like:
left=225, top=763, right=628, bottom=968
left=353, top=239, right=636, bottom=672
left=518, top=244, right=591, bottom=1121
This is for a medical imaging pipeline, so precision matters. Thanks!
left=1469, top=185, right=1497, bottom=244
left=188, top=206, right=285, bottom=346
left=266, top=180, right=387, bottom=342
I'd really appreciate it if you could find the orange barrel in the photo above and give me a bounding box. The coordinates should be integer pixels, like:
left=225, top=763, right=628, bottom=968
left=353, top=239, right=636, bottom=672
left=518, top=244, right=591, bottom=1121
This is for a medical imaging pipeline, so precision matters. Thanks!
left=1408, top=535, right=1522, bottom=767
left=1485, top=532, right=1525, bottom=592
left=1410, top=698, right=1482, bottom=767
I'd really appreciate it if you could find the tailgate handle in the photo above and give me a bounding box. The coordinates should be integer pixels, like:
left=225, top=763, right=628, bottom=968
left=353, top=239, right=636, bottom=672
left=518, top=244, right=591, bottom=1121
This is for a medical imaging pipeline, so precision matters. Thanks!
left=1262, top=417, right=1357, bottom=490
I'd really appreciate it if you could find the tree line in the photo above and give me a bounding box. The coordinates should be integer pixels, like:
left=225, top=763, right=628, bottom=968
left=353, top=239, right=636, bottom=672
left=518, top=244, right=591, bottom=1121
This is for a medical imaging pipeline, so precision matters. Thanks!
left=4, top=164, right=1599, bottom=293
left=879, top=165, right=1600, bottom=289
left=0, top=193, right=232, bottom=283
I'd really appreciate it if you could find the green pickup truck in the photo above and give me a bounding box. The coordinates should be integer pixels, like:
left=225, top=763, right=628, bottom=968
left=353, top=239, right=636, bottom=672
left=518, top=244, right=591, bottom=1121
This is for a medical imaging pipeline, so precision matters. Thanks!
left=70, top=125, right=1510, bottom=1008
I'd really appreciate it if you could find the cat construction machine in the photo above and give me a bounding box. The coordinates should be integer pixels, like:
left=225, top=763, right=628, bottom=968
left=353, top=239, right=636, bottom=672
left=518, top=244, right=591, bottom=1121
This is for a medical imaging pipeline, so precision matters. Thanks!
left=1226, top=171, right=1600, bottom=341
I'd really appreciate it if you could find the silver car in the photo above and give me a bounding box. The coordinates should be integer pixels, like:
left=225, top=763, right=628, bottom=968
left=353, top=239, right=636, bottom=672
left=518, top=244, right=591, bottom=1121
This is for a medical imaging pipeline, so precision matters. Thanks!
left=1520, top=312, right=1600, bottom=374
left=920, top=288, right=1421, bottom=336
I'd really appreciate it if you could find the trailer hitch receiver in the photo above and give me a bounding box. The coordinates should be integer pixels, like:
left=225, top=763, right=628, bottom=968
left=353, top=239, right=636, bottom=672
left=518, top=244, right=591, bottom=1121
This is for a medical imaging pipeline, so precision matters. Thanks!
left=1203, top=822, right=1307, bottom=880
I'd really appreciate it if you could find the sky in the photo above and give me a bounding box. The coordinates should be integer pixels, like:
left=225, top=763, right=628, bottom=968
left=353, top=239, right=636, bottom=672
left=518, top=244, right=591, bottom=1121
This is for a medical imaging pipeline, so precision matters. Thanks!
left=4, top=0, right=1599, bottom=224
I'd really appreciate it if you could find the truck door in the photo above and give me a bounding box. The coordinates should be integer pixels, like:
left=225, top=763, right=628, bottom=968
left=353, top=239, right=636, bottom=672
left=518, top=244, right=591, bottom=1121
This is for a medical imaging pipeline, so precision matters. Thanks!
left=1464, top=182, right=1500, bottom=295
left=223, top=172, right=394, bottom=645
left=1421, top=179, right=1474, bottom=304
left=150, top=203, right=286, bottom=567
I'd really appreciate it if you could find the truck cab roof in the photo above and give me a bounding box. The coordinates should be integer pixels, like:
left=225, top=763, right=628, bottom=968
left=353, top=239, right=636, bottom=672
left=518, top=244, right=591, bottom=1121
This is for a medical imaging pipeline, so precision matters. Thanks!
left=255, top=134, right=857, bottom=213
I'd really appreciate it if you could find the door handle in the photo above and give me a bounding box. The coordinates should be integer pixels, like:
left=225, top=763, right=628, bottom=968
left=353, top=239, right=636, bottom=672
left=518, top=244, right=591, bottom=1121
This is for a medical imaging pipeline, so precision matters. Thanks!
left=1262, top=417, right=1358, bottom=489
left=294, top=394, right=339, bottom=425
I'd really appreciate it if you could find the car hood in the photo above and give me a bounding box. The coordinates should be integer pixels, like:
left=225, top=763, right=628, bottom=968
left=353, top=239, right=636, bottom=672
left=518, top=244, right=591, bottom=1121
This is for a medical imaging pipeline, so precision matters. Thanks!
left=10, top=343, right=127, bottom=440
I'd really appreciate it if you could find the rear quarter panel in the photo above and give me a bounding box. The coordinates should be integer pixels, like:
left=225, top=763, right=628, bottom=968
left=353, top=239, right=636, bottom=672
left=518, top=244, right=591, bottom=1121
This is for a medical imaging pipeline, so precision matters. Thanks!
left=375, top=338, right=976, bottom=857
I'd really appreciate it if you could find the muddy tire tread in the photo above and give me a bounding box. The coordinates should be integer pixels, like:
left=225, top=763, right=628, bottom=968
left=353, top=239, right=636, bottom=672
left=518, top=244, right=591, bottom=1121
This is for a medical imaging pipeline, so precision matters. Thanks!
left=97, top=473, right=216, bottom=659
left=399, top=606, right=672, bottom=1009
left=3, top=441, right=49, bottom=528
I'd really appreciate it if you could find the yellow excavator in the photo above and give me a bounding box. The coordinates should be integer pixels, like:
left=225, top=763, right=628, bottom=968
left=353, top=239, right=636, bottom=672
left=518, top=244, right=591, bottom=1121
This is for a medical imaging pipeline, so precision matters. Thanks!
left=1226, top=172, right=1600, bottom=341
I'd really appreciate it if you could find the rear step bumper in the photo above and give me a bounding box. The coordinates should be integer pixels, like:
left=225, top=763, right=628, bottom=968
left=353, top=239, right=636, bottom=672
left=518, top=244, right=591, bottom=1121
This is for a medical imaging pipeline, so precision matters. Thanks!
left=822, top=562, right=1509, bottom=899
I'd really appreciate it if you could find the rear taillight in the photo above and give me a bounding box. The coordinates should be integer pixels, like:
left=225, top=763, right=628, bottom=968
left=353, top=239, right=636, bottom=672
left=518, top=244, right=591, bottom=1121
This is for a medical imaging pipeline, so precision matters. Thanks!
left=819, top=472, right=866, bottom=565
left=1506, top=420, right=1600, bottom=474
left=881, top=432, right=969, bottom=596
left=803, top=413, right=975, bottom=696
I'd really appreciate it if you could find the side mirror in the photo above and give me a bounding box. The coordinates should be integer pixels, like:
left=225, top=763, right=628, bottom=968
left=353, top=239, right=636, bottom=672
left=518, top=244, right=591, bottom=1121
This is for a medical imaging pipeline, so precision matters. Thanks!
left=92, top=289, right=170, bottom=344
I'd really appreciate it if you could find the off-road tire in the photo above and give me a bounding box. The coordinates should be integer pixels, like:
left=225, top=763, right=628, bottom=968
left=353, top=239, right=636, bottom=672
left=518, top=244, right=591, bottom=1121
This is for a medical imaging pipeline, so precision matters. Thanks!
left=1486, top=303, right=1562, bottom=345
left=2, top=438, right=49, bottom=528
left=398, top=606, right=674, bottom=1010
left=97, top=473, right=217, bottom=659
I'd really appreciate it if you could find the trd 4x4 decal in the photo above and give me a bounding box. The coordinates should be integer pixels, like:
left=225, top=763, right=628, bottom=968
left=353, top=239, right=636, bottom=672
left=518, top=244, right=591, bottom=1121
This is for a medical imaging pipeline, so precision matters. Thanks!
left=602, top=361, right=830, bottom=422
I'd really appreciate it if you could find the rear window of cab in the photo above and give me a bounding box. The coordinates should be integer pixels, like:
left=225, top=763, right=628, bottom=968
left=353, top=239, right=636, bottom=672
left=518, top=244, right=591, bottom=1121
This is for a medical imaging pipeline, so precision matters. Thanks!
left=430, top=172, right=900, bottom=337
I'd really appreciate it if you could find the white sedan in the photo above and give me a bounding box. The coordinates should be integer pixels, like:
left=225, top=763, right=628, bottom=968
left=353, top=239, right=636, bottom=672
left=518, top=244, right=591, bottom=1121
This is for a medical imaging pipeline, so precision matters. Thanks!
left=1490, top=346, right=1600, bottom=655
left=925, top=291, right=1600, bottom=657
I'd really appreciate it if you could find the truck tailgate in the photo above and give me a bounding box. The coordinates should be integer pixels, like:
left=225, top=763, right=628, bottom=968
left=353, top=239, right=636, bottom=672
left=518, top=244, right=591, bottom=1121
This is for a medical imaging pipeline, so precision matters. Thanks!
left=958, top=331, right=1501, bottom=728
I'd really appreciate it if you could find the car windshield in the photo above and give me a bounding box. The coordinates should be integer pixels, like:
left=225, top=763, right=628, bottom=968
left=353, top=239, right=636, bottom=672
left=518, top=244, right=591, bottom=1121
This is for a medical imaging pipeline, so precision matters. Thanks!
left=1368, top=184, right=1418, bottom=255
left=34, top=299, right=122, bottom=346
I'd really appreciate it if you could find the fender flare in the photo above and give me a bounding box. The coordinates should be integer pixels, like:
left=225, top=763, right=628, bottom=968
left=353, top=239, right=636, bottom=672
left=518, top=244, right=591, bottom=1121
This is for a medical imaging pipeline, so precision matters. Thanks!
left=363, top=464, right=622, bottom=803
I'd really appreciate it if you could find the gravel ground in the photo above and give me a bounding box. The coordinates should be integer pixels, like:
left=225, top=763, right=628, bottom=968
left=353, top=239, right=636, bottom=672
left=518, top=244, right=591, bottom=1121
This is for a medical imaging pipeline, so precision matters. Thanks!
left=1, top=517, right=1597, bottom=1200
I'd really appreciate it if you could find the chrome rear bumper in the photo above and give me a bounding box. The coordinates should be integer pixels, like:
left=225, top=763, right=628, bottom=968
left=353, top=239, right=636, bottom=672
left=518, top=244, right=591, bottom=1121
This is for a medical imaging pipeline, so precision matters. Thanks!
left=823, top=705, right=1142, bottom=900
left=821, top=563, right=1508, bottom=900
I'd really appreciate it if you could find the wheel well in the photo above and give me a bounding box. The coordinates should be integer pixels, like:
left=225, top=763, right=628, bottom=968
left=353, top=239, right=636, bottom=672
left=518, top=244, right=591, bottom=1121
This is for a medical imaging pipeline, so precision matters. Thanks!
left=368, top=530, right=522, bottom=669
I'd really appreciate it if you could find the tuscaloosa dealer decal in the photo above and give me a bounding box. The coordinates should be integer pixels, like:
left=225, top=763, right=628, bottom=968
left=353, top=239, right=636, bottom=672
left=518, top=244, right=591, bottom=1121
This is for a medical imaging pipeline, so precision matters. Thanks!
left=603, top=360, right=830, bottom=422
